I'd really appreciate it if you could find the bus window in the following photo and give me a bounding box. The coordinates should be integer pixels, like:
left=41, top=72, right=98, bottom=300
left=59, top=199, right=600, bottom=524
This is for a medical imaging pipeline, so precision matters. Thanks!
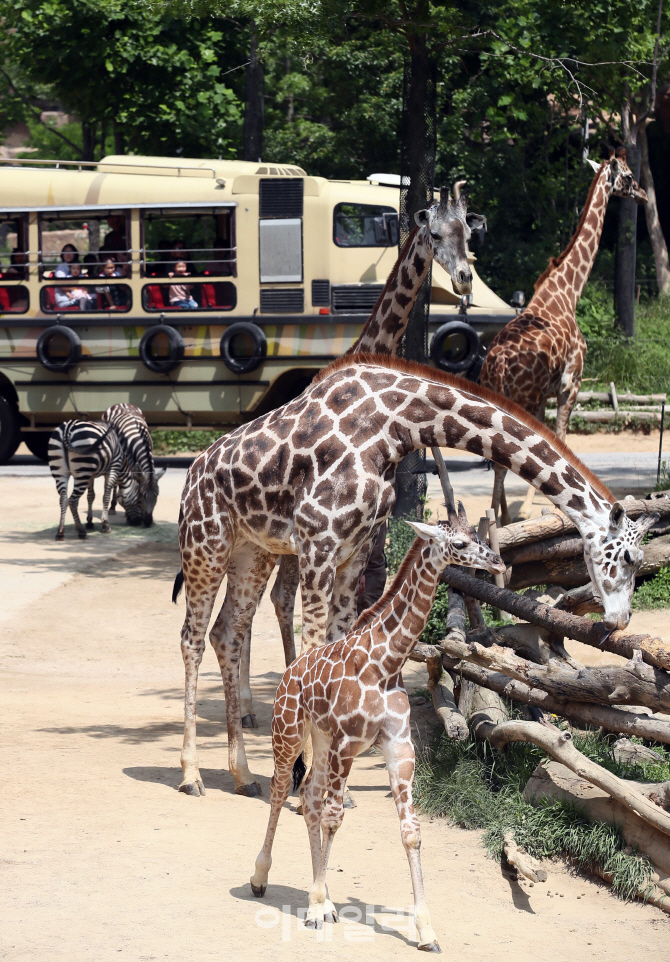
left=0, top=286, right=29, bottom=313
left=142, top=281, right=236, bottom=312
left=41, top=283, right=131, bottom=313
left=38, top=210, right=131, bottom=279
left=141, top=208, right=236, bottom=278
left=0, top=214, right=29, bottom=280
left=333, top=203, right=398, bottom=248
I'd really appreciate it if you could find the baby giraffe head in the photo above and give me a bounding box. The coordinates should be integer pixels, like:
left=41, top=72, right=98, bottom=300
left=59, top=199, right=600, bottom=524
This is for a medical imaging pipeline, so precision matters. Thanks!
left=406, top=502, right=505, bottom=575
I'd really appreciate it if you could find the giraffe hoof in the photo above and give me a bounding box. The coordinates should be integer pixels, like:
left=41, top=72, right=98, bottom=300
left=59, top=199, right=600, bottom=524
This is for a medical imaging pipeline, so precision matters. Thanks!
left=343, top=790, right=356, bottom=809
left=235, top=781, right=262, bottom=798
left=418, top=942, right=441, bottom=953
left=178, top=778, right=206, bottom=797
left=250, top=880, right=266, bottom=898
left=77, top=529, right=87, bottom=540
left=294, top=803, right=303, bottom=815
left=101, top=522, right=111, bottom=534
left=304, top=918, right=323, bottom=930
left=241, top=713, right=258, bottom=730
left=324, top=911, right=339, bottom=924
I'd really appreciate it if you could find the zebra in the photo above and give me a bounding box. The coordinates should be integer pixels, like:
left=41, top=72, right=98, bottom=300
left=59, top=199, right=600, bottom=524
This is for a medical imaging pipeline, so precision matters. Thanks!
left=48, top=419, right=143, bottom=541
left=102, top=403, right=165, bottom=526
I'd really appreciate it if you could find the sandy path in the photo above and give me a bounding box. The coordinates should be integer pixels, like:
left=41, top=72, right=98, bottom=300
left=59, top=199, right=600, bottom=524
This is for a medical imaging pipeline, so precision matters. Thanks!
left=1, top=472, right=668, bottom=961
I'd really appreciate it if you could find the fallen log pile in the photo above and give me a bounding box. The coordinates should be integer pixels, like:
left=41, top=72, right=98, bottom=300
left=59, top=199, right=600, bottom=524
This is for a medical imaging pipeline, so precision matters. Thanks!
left=410, top=493, right=670, bottom=912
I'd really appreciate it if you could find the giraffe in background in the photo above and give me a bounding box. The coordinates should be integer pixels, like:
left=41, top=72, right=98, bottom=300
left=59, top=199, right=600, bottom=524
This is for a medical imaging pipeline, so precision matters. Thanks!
left=249, top=512, right=505, bottom=946
left=481, top=148, right=647, bottom=525
left=176, top=354, right=656, bottom=797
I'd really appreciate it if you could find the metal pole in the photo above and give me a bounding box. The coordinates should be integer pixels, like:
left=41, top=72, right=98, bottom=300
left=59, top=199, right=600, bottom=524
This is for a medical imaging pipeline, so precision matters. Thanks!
left=658, top=400, right=666, bottom=486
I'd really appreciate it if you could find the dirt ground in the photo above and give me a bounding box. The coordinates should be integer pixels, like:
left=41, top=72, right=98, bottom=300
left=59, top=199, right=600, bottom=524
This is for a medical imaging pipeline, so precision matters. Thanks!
left=1, top=463, right=669, bottom=962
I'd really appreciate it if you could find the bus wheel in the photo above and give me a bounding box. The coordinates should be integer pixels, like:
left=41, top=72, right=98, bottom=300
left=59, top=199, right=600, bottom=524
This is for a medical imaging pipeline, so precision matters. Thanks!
left=36, top=326, right=82, bottom=372
left=23, top=431, right=52, bottom=462
left=220, top=323, right=267, bottom=375
left=0, top=396, right=21, bottom=465
left=429, top=321, right=481, bottom=374
left=139, top=325, right=185, bottom=374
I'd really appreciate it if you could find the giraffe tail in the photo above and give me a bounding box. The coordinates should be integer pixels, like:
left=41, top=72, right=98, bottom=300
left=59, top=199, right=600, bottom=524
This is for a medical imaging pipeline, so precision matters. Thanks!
left=172, top=569, right=184, bottom=604
left=292, top=753, right=307, bottom=791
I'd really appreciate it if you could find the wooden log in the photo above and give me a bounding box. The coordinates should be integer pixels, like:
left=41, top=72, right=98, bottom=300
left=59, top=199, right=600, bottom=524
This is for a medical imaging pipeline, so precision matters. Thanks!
left=546, top=391, right=667, bottom=405
left=524, top=761, right=670, bottom=876
left=546, top=410, right=664, bottom=423
left=440, top=564, right=670, bottom=671
left=554, top=584, right=603, bottom=616
left=441, top=635, right=670, bottom=715
left=449, top=660, right=670, bottom=745
left=502, top=833, right=548, bottom=883
left=496, top=498, right=670, bottom=553
left=502, top=535, right=583, bottom=566
left=508, top=533, right=670, bottom=590
left=477, top=719, right=670, bottom=838
left=465, top=623, right=582, bottom=668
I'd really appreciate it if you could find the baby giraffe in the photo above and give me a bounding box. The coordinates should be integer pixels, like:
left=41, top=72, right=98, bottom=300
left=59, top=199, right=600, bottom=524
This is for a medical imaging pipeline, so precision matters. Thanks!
left=250, top=505, right=505, bottom=952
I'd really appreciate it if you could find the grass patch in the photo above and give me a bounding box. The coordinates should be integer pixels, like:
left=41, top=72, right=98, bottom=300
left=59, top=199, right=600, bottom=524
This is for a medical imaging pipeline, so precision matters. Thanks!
left=151, top=430, right=222, bottom=455
left=414, top=729, right=667, bottom=900
left=632, top=566, right=670, bottom=611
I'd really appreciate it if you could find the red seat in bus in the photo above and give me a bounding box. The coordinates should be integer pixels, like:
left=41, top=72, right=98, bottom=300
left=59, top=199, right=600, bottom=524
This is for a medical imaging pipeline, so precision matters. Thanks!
left=43, top=287, right=80, bottom=312
left=0, top=288, right=11, bottom=311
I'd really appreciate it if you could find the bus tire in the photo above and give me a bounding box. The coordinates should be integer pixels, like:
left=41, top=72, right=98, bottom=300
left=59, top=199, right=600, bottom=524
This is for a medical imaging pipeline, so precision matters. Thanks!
left=430, top=321, right=480, bottom=374
left=139, top=325, right=185, bottom=374
left=219, top=323, right=267, bottom=375
left=0, top=395, right=21, bottom=465
left=36, top=326, right=82, bottom=373
left=22, top=430, right=52, bottom=462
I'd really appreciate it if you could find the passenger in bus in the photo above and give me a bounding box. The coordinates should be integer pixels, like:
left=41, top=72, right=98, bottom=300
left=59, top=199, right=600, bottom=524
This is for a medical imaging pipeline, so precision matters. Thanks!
left=101, top=215, right=126, bottom=256
left=148, top=240, right=171, bottom=277
left=54, top=244, right=80, bottom=278
left=5, top=249, right=28, bottom=280
left=168, top=261, right=198, bottom=309
left=96, top=256, right=125, bottom=309
left=170, top=239, right=198, bottom=276
left=54, top=267, right=95, bottom=311
left=203, top=238, right=233, bottom=277
left=82, top=253, right=99, bottom=278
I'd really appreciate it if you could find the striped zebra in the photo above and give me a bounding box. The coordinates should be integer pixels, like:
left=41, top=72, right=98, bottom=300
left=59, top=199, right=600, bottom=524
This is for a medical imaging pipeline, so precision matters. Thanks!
left=102, top=403, right=165, bottom=526
left=48, top=419, right=143, bottom=541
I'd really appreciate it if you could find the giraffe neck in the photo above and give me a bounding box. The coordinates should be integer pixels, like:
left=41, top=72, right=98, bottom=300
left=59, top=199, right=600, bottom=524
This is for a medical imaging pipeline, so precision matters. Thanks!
left=342, top=358, right=614, bottom=537
left=529, top=164, right=612, bottom=314
left=347, top=227, right=432, bottom=356
left=361, top=539, right=442, bottom=678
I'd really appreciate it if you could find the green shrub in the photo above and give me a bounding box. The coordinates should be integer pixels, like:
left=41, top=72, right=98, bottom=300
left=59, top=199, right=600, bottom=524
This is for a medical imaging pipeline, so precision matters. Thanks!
left=151, top=430, right=222, bottom=455
left=632, top=566, right=670, bottom=610
left=576, top=282, right=616, bottom=339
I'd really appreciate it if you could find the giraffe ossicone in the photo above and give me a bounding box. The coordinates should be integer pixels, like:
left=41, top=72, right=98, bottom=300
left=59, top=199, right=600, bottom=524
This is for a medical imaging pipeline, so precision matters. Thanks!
left=176, top=354, right=655, bottom=798
left=249, top=513, right=504, bottom=949
left=481, top=147, right=647, bottom=525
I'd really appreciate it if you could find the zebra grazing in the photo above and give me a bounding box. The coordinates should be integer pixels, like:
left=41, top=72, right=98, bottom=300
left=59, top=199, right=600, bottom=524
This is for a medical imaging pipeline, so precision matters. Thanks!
left=102, top=403, right=164, bottom=526
left=48, top=420, right=143, bottom=541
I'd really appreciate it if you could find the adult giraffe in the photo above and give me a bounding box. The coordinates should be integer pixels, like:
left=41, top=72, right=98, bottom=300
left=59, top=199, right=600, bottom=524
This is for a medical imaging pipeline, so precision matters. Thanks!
left=177, top=354, right=656, bottom=797
left=243, top=187, right=486, bottom=729
left=481, top=148, right=647, bottom=525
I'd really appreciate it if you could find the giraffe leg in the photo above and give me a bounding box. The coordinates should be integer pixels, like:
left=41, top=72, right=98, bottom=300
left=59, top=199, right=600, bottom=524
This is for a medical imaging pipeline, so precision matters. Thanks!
left=209, top=541, right=277, bottom=796
left=55, top=476, right=70, bottom=540
left=378, top=726, right=439, bottom=952
left=517, top=403, right=546, bottom=521
left=68, top=478, right=90, bottom=539
left=270, top=554, right=300, bottom=666
left=305, top=736, right=356, bottom=929
left=299, top=730, right=335, bottom=916
left=86, top=478, right=96, bottom=529
left=491, top=465, right=511, bottom=527
left=326, top=536, right=376, bottom=643
left=250, top=676, right=306, bottom=896
left=239, top=625, right=258, bottom=729
left=555, top=371, right=581, bottom=442
left=179, top=538, right=232, bottom=797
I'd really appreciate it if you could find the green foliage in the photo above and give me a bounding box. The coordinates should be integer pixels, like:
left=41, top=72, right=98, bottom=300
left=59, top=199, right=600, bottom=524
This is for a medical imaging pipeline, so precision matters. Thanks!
left=151, top=430, right=222, bottom=455
left=414, top=729, right=664, bottom=900
left=575, top=282, right=617, bottom=340
left=386, top=516, right=417, bottom=575
left=632, top=566, right=670, bottom=610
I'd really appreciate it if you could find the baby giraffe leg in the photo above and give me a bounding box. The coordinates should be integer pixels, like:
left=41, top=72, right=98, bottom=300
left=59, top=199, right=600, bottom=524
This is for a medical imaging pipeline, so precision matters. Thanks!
left=379, top=732, right=439, bottom=953
left=250, top=754, right=297, bottom=896
left=305, top=737, right=355, bottom=930
left=300, top=730, right=338, bottom=926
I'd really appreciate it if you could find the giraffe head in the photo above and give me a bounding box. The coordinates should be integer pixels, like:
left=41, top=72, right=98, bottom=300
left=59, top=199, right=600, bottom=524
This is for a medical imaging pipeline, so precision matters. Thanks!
left=584, top=503, right=659, bottom=630
left=589, top=148, right=647, bottom=205
left=414, top=187, right=487, bottom=295
left=407, top=503, right=505, bottom=574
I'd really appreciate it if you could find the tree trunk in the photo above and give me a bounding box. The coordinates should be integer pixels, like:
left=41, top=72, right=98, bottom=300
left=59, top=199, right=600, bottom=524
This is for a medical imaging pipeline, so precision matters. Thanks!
left=639, top=122, right=670, bottom=296
left=81, top=121, right=96, bottom=163
left=113, top=119, right=125, bottom=156
left=243, top=26, right=264, bottom=163
left=614, top=133, right=641, bottom=337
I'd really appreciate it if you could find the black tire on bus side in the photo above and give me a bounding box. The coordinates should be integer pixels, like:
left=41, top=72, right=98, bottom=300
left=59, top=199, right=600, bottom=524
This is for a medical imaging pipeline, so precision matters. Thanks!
left=139, top=325, right=185, bottom=374
left=429, top=321, right=481, bottom=374
left=0, top=395, right=21, bottom=465
left=219, top=322, right=267, bottom=375
left=22, top=430, right=52, bottom=462
left=36, top=326, right=82, bottom=373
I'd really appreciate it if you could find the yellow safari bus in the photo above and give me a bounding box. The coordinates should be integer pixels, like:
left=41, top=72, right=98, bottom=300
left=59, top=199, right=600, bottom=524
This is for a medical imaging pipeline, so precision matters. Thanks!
left=0, top=155, right=515, bottom=461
